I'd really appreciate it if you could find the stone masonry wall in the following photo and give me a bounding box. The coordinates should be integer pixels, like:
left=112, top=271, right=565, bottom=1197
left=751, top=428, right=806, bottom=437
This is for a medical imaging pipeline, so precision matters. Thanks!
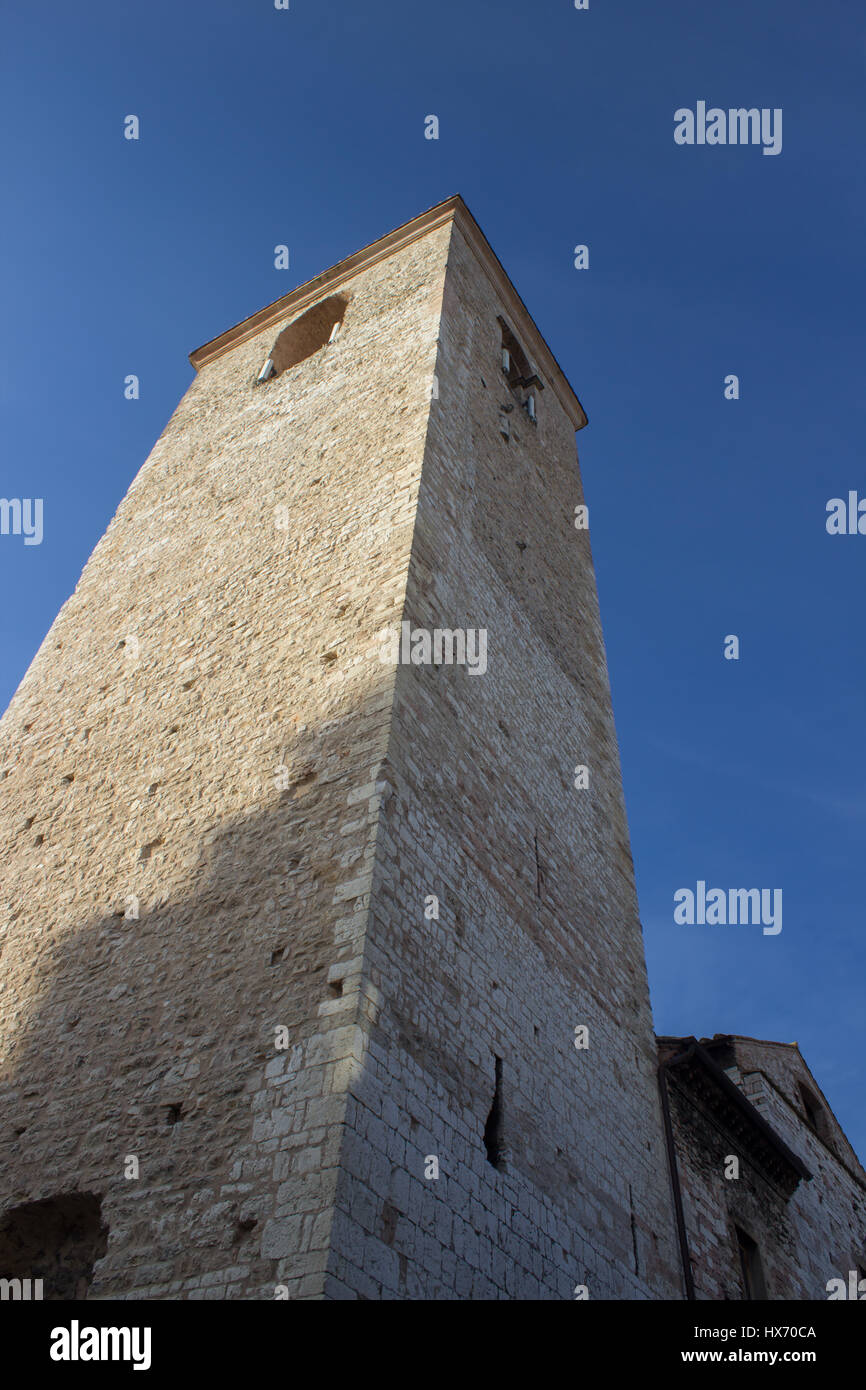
left=0, top=223, right=450, bottom=1298
left=324, top=221, right=684, bottom=1299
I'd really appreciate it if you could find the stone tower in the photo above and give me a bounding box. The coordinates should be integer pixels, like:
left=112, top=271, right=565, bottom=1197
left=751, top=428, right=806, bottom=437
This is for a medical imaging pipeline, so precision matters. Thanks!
left=0, top=196, right=682, bottom=1300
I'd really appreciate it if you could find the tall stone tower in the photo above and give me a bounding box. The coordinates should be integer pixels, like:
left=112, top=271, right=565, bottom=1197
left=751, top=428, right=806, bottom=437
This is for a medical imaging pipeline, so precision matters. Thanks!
left=0, top=197, right=682, bottom=1300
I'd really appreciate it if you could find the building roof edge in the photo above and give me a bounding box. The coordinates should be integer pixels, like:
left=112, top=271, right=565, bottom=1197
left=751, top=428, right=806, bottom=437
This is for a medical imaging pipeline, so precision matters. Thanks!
left=188, top=195, right=588, bottom=430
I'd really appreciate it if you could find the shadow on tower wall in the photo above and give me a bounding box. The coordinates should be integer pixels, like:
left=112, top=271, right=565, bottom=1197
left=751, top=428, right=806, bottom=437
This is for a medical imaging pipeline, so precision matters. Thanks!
left=0, top=677, right=395, bottom=1299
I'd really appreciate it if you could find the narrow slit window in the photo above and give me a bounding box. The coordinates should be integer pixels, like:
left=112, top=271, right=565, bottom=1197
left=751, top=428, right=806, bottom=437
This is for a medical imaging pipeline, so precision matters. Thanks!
left=483, top=1055, right=505, bottom=1170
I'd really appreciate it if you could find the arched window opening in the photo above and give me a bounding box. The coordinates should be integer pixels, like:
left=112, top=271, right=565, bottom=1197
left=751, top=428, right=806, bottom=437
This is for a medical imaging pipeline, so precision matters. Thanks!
left=798, top=1082, right=832, bottom=1145
left=498, top=317, right=531, bottom=389
left=257, top=293, right=349, bottom=384
left=497, top=317, right=543, bottom=424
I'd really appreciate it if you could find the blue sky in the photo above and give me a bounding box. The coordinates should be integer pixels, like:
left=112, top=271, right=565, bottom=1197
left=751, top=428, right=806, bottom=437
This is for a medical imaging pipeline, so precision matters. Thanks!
left=2, top=1, right=864, bottom=1158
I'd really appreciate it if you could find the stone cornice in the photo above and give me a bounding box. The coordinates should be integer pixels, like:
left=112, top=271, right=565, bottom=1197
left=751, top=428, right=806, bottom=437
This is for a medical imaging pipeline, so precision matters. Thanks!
left=659, top=1037, right=812, bottom=1196
left=188, top=195, right=588, bottom=431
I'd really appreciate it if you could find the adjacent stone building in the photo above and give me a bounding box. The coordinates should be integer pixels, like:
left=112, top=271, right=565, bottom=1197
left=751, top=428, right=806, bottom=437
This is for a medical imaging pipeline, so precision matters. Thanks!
left=0, top=197, right=862, bottom=1300
left=659, top=1034, right=866, bottom=1301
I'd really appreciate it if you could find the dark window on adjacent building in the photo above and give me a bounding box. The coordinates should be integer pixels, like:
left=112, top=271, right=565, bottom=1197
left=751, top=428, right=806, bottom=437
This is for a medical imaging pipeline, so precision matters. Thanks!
left=735, top=1225, right=768, bottom=1300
